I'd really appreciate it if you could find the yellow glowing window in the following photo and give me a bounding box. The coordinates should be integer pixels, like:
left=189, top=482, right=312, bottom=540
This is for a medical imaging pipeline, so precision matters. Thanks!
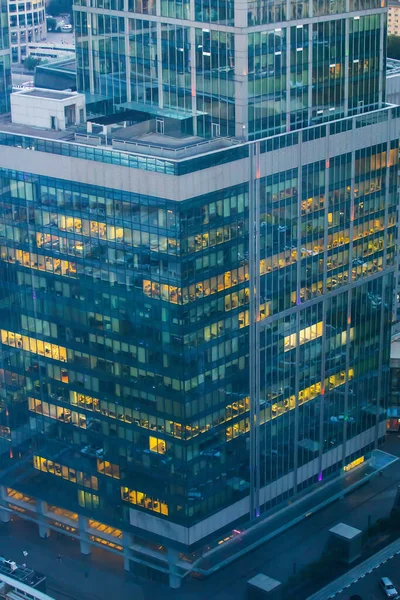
left=97, top=459, right=120, bottom=479
left=239, top=310, right=249, bottom=329
left=284, top=322, right=323, bottom=351
left=120, top=487, right=168, bottom=516
left=1, top=329, right=67, bottom=363
left=344, top=456, right=364, bottom=472
left=149, top=436, right=166, bottom=454
left=90, top=536, right=122, bottom=551
left=89, top=520, right=122, bottom=539
left=34, top=455, right=97, bottom=490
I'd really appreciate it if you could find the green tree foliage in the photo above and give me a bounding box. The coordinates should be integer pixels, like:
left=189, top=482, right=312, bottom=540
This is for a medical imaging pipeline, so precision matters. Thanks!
left=46, top=17, right=57, bottom=31
left=388, top=35, right=400, bottom=59
left=24, top=56, right=41, bottom=72
left=46, top=0, right=73, bottom=16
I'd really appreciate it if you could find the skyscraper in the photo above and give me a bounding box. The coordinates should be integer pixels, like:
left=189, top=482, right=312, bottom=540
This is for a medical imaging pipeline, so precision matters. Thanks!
left=0, top=0, right=397, bottom=588
left=74, top=0, right=386, bottom=139
left=0, top=0, right=11, bottom=113
left=8, top=0, right=46, bottom=64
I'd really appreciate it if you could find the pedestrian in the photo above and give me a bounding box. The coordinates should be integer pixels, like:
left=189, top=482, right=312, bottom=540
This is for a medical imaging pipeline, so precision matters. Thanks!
left=57, top=554, right=61, bottom=562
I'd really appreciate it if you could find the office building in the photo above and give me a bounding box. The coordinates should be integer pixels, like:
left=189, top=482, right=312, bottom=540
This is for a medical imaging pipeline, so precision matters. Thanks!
left=389, top=0, right=400, bottom=34
left=34, top=58, right=76, bottom=91
left=27, top=41, right=75, bottom=63
left=386, top=58, right=400, bottom=334
left=0, top=0, right=397, bottom=588
left=8, top=0, right=46, bottom=64
left=0, top=0, right=11, bottom=113
left=388, top=334, right=400, bottom=431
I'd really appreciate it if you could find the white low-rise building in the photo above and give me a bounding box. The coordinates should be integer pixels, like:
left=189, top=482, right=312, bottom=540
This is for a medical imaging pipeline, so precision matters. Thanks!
left=10, top=88, right=85, bottom=130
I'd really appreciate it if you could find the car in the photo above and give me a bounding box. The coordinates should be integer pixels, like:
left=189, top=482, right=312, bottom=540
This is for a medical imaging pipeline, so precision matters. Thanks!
left=380, top=577, right=398, bottom=598
left=61, top=23, right=73, bottom=32
left=300, top=247, right=316, bottom=256
left=330, top=415, right=355, bottom=423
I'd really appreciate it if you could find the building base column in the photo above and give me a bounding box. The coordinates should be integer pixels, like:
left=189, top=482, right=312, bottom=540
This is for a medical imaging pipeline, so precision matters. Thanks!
left=80, top=539, right=91, bottom=555
left=39, top=523, right=50, bottom=539
left=122, top=532, right=132, bottom=572
left=0, top=507, right=10, bottom=523
left=36, top=500, right=50, bottom=538
left=167, top=548, right=181, bottom=589
left=78, top=515, right=91, bottom=555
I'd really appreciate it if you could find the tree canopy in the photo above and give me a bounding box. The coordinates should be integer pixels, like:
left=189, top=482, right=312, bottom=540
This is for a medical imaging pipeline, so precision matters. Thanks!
left=388, top=35, right=400, bottom=60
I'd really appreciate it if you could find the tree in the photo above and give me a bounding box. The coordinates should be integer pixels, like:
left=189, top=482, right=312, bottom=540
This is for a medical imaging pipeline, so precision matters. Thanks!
left=46, top=0, right=72, bottom=16
left=24, top=56, right=41, bottom=72
left=388, top=35, right=400, bottom=60
left=46, top=17, right=57, bottom=31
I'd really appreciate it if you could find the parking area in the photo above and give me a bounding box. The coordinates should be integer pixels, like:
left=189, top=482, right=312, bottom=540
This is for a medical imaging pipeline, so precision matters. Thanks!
left=335, top=553, right=400, bottom=600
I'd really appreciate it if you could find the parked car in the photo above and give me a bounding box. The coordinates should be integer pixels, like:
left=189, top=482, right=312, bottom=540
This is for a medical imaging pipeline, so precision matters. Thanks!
left=380, top=577, right=398, bottom=598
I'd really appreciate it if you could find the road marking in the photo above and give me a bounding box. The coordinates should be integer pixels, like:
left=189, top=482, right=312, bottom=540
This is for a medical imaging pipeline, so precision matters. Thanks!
left=307, top=539, right=400, bottom=599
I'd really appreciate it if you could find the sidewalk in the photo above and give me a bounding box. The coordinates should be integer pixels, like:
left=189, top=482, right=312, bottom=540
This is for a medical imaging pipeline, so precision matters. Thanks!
left=193, top=449, right=398, bottom=575
left=307, top=537, right=400, bottom=600
left=0, top=519, right=154, bottom=600
left=0, top=445, right=399, bottom=600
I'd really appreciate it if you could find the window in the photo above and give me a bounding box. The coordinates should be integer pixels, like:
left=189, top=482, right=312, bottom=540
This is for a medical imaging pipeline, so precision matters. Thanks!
left=121, top=487, right=168, bottom=515
left=149, top=436, right=166, bottom=454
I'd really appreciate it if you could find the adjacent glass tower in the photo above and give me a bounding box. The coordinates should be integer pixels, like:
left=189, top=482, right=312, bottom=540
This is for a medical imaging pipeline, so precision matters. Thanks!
left=74, top=0, right=385, bottom=139
left=0, top=0, right=397, bottom=587
left=8, top=0, right=46, bottom=64
left=0, top=0, right=11, bottom=113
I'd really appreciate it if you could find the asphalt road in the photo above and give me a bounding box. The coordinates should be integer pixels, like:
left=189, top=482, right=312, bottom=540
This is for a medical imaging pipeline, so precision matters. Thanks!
left=335, top=553, right=400, bottom=600
left=1, top=436, right=400, bottom=600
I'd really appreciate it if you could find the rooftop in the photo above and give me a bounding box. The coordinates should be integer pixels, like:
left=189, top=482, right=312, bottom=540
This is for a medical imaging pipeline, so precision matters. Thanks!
left=387, top=58, right=400, bottom=77
left=0, top=114, right=75, bottom=140
left=0, top=557, right=46, bottom=588
left=247, top=573, right=281, bottom=591
left=0, top=98, right=398, bottom=176
left=0, top=105, right=241, bottom=160
left=391, top=334, right=400, bottom=361
left=111, top=131, right=237, bottom=159
left=17, top=89, right=78, bottom=101
left=329, top=523, right=362, bottom=540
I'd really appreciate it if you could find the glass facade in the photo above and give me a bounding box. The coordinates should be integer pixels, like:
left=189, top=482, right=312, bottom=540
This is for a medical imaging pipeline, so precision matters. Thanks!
left=8, top=0, right=46, bottom=64
left=0, top=0, right=396, bottom=580
left=0, top=0, right=11, bottom=114
left=75, top=0, right=386, bottom=139
left=0, top=109, right=397, bottom=539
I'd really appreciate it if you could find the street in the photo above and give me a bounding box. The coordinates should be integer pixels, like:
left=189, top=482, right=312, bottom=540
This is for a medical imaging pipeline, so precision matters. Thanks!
left=0, top=436, right=400, bottom=599
left=335, top=553, right=400, bottom=600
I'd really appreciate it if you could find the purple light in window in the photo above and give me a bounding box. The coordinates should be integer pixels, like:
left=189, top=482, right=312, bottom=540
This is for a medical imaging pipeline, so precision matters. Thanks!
left=318, top=472, right=323, bottom=482
left=33, top=291, right=36, bottom=300
left=256, top=510, right=260, bottom=518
